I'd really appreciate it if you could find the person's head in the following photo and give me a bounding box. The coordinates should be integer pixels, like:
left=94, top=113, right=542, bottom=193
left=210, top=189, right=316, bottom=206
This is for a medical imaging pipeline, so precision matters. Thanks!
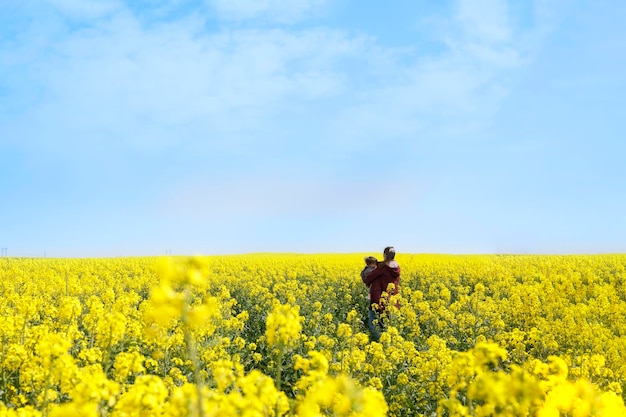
left=364, top=256, right=378, bottom=266
left=383, top=246, right=396, bottom=261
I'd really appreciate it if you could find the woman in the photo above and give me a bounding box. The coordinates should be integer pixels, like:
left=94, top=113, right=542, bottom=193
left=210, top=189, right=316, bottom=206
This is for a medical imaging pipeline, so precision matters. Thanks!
left=363, top=246, right=401, bottom=342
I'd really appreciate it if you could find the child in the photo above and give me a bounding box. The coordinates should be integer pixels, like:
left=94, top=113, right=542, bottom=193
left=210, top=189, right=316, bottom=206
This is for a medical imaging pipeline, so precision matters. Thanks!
left=360, top=256, right=377, bottom=326
left=361, top=256, right=378, bottom=287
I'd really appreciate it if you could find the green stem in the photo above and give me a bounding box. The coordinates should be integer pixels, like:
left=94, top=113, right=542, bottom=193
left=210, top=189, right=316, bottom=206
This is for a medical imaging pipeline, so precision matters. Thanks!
left=40, top=367, right=53, bottom=417
left=182, top=288, right=205, bottom=417
left=275, top=345, right=284, bottom=417
left=275, top=346, right=284, bottom=392
left=1, top=338, right=6, bottom=404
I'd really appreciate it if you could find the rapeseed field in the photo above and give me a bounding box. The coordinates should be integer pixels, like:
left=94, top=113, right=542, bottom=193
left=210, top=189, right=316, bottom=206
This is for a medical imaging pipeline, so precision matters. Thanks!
left=1, top=254, right=626, bottom=416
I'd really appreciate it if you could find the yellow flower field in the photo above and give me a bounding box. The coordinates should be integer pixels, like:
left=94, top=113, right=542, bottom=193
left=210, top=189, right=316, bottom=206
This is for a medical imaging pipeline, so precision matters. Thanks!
left=1, top=254, right=626, bottom=416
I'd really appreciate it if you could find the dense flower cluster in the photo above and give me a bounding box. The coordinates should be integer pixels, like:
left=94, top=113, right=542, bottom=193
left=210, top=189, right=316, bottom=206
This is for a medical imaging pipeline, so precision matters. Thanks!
left=1, top=254, right=626, bottom=416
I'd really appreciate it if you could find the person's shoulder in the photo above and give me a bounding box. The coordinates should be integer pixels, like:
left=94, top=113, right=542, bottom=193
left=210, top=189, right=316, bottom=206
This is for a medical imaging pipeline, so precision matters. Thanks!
left=387, top=261, right=400, bottom=275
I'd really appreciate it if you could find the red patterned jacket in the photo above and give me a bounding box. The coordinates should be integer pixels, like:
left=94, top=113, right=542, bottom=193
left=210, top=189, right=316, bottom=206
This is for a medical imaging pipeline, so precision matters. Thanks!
left=364, top=260, right=400, bottom=312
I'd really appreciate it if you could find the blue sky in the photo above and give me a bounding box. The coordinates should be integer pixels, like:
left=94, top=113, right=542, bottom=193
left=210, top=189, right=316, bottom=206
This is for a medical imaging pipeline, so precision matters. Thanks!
left=1, top=0, right=625, bottom=257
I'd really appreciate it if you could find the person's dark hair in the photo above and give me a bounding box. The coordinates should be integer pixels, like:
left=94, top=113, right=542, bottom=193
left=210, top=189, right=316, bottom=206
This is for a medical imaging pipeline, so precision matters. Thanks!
left=383, top=246, right=396, bottom=260
left=364, top=256, right=378, bottom=265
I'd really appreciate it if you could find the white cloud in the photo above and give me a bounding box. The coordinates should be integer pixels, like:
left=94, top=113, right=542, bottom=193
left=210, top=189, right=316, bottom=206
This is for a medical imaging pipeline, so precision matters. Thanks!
left=2, top=0, right=556, bottom=159
left=3, top=10, right=369, bottom=154
left=209, top=0, right=329, bottom=23
left=44, top=0, right=124, bottom=20
left=313, top=1, right=558, bottom=151
left=455, top=0, right=512, bottom=44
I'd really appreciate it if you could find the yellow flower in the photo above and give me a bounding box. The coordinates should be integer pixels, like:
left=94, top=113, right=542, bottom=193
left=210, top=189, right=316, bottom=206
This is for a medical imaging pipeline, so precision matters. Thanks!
left=265, top=303, right=302, bottom=349
left=48, top=403, right=98, bottom=417
left=113, top=375, right=168, bottom=416
left=113, top=350, right=146, bottom=382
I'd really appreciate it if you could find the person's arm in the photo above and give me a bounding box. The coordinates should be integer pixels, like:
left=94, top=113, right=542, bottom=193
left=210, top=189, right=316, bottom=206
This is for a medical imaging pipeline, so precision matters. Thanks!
left=364, top=265, right=384, bottom=286
left=360, top=267, right=369, bottom=283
